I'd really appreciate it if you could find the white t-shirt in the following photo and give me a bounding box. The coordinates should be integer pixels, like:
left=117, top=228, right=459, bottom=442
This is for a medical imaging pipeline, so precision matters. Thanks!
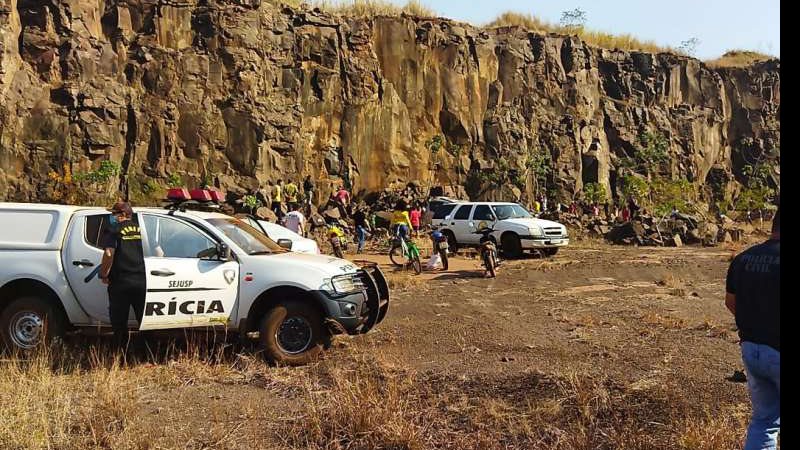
left=283, top=211, right=305, bottom=234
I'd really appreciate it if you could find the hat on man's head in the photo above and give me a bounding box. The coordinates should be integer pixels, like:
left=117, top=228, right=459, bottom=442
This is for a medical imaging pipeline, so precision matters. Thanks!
left=107, top=201, right=133, bottom=216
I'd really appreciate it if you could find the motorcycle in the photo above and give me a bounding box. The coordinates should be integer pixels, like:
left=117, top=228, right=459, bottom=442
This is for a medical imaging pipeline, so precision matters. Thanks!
left=327, top=225, right=347, bottom=259
left=430, top=227, right=449, bottom=271
left=389, top=227, right=422, bottom=274
left=474, top=227, right=499, bottom=278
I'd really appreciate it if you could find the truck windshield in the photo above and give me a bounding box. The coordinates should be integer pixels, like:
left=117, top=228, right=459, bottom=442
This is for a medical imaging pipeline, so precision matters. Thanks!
left=492, top=204, right=533, bottom=220
left=207, top=218, right=286, bottom=255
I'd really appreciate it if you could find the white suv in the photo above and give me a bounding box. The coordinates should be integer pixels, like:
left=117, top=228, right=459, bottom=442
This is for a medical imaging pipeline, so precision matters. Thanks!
left=431, top=202, right=568, bottom=257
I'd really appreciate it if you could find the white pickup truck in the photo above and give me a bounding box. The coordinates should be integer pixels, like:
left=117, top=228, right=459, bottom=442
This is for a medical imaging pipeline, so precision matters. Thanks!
left=0, top=202, right=389, bottom=364
left=431, top=202, right=569, bottom=257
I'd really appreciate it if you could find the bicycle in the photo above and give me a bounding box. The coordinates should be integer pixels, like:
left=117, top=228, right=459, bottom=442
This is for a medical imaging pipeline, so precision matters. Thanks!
left=388, top=228, right=422, bottom=274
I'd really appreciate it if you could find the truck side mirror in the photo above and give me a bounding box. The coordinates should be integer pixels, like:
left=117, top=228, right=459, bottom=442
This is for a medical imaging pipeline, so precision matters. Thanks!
left=276, top=239, right=292, bottom=250
left=488, top=214, right=496, bottom=221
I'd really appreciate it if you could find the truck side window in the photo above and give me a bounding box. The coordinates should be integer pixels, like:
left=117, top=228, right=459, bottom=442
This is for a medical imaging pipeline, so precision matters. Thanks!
left=85, top=214, right=112, bottom=249
left=453, top=205, right=471, bottom=220
left=432, top=204, right=456, bottom=220
left=142, top=215, right=215, bottom=258
left=472, top=205, right=493, bottom=221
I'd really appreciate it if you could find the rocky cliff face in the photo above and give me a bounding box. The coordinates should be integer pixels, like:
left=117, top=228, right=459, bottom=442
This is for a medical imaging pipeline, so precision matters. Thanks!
left=0, top=0, right=780, bottom=208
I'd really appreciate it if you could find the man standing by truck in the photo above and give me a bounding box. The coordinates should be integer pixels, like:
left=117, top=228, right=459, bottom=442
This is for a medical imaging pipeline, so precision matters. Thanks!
left=99, top=202, right=147, bottom=349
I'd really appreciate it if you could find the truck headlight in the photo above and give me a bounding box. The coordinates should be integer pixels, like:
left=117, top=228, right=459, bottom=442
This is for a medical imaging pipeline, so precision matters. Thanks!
left=326, top=274, right=363, bottom=295
left=529, top=226, right=543, bottom=237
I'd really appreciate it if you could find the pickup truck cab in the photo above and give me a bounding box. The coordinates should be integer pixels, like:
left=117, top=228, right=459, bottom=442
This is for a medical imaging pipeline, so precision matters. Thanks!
left=430, top=202, right=569, bottom=258
left=0, top=202, right=389, bottom=364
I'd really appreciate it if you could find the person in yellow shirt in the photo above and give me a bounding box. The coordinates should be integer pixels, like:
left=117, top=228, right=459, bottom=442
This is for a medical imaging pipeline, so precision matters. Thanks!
left=390, top=200, right=413, bottom=241
left=271, top=179, right=283, bottom=220
left=284, top=180, right=299, bottom=211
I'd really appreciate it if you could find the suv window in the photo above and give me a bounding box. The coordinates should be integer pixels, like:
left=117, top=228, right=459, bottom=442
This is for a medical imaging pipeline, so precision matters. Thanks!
left=432, top=204, right=457, bottom=220
left=453, top=205, right=472, bottom=220
left=85, top=214, right=113, bottom=249
left=142, top=215, right=216, bottom=258
left=472, top=205, right=494, bottom=221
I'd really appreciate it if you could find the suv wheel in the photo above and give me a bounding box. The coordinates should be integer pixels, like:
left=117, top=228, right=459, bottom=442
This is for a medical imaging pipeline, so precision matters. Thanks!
left=501, top=233, right=523, bottom=259
left=259, top=300, right=329, bottom=366
left=0, top=296, right=65, bottom=353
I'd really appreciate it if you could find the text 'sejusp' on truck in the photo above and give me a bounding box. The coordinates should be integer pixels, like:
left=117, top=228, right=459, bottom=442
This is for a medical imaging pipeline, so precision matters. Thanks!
left=0, top=199, right=390, bottom=365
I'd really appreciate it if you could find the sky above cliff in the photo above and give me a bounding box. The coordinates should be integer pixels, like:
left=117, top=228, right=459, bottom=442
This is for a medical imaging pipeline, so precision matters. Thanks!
left=399, top=0, right=780, bottom=60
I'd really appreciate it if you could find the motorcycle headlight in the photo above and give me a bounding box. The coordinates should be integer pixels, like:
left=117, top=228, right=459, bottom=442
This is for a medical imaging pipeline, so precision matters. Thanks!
left=325, top=274, right=363, bottom=295
left=529, top=226, right=543, bottom=237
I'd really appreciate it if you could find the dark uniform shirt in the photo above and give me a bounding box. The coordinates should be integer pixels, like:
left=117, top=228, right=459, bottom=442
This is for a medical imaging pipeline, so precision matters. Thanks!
left=726, top=239, right=780, bottom=351
left=101, top=217, right=146, bottom=286
left=353, top=211, right=367, bottom=228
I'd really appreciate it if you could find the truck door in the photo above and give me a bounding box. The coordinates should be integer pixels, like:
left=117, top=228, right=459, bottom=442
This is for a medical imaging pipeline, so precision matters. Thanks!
left=62, top=210, right=123, bottom=324
left=138, top=214, right=239, bottom=330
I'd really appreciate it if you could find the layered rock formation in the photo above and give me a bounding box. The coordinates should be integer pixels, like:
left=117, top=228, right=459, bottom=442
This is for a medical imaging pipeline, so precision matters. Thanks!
left=0, top=0, right=780, bottom=207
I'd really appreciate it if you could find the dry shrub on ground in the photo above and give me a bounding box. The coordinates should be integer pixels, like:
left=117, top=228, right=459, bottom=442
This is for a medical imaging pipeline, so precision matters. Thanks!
left=314, top=0, right=435, bottom=17
left=1, top=345, right=749, bottom=449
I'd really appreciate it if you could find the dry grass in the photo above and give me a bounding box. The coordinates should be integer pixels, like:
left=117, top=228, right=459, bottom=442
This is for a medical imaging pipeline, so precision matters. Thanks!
left=0, top=344, right=747, bottom=449
left=487, top=11, right=673, bottom=54
left=0, top=348, right=143, bottom=449
left=314, top=0, right=436, bottom=17
left=641, top=312, right=686, bottom=329
left=384, top=269, right=426, bottom=290
left=706, top=50, right=775, bottom=68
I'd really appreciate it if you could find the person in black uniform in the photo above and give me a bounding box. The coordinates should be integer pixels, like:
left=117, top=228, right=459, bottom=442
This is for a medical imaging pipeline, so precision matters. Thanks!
left=99, top=202, right=146, bottom=349
left=725, top=207, right=780, bottom=450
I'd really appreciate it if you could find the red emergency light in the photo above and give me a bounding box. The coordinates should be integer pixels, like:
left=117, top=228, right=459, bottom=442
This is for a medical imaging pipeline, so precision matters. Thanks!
left=166, top=188, right=191, bottom=201
left=208, top=189, right=224, bottom=202
left=189, top=189, right=212, bottom=202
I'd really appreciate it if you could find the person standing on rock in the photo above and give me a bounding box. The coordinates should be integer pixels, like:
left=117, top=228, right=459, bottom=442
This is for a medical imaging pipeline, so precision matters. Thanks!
left=284, top=179, right=299, bottom=212
left=627, top=196, right=640, bottom=219
left=352, top=207, right=370, bottom=254
left=283, top=204, right=305, bottom=236
left=271, top=179, right=284, bottom=220
left=303, top=175, right=315, bottom=216
left=725, top=207, right=780, bottom=450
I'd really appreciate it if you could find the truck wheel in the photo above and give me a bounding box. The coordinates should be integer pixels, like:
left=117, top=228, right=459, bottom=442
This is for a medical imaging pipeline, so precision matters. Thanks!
left=259, top=300, right=328, bottom=366
left=0, top=296, right=65, bottom=353
left=501, top=233, right=522, bottom=259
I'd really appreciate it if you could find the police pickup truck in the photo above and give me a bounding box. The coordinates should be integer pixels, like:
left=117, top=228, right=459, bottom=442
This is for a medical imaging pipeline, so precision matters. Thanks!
left=0, top=192, right=389, bottom=364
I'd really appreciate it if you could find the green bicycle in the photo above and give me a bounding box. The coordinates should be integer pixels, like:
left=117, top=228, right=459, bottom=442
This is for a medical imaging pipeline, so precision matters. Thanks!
left=389, top=229, right=422, bottom=274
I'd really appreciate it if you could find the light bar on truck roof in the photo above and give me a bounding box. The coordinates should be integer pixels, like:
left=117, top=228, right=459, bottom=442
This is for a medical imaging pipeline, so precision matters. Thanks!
left=166, top=188, right=191, bottom=201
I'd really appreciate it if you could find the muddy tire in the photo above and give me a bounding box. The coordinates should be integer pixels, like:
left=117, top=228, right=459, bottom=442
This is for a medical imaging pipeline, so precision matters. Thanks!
left=439, top=249, right=449, bottom=270
left=259, top=300, right=328, bottom=366
left=411, top=256, right=422, bottom=275
left=388, top=244, right=407, bottom=267
left=484, top=252, right=497, bottom=278
left=0, top=296, right=65, bottom=354
left=501, top=233, right=522, bottom=259
left=443, top=230, right=458, bottom=254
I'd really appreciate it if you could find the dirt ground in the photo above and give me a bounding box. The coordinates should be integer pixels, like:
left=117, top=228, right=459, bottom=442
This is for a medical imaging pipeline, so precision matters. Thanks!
left=2, top=238, right=764, bottom=449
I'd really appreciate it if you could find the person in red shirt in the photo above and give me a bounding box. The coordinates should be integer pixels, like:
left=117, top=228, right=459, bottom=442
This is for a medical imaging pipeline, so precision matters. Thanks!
left=409, top=204, right=422, bottom=236
left=335, top=186, right=350, bottom=207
